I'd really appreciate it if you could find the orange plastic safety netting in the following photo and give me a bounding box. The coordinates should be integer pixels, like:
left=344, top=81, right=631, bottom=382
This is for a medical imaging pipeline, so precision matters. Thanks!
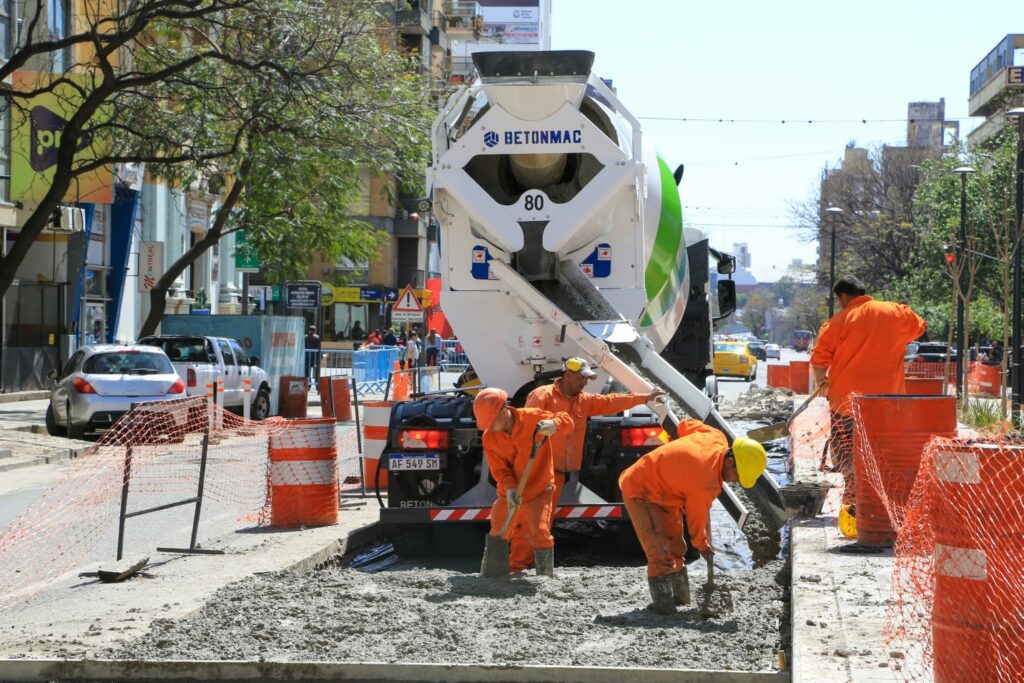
left=0, top=396, right=367, bottom=607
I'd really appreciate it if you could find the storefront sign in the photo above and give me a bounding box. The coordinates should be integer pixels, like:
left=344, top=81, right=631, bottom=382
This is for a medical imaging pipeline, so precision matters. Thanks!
left=11, top=72, right=113, bottom=203
left=138, top=241, right=164, bottom=292
left=285, top=282, right=322, bottom=309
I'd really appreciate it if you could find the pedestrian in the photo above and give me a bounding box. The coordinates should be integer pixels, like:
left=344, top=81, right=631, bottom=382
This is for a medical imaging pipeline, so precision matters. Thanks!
left=507, top=357, right=664, bottom=572
left=424, top=328, right=442, bottom=366
left=382, top=328, right=397, bottom=346
left=304, top=325, right=321, bottom=390
left=811, top=275, right=926, bottom=528
left=366, top=329, right=382, bottom=346
left=402, top=331, right=421, bottom=370
left=350, top=321, right=365, bottom=341
left=618, top=421, right=767, bottom=614
left=473, top=388, right=574, bottom=577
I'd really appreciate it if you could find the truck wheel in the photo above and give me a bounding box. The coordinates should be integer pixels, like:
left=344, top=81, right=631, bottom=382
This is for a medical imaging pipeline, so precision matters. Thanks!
left=45, top=405, right=66, bottom=437
left=251, top=387, right=271, bottom=420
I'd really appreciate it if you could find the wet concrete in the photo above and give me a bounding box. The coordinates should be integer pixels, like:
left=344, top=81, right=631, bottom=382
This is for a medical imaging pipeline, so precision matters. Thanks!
left=110, top=557, right=789, bottom=672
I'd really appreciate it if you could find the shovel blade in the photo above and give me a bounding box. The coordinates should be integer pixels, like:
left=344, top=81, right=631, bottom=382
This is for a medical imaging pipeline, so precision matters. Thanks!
left=746, top=421, right=790, bottom=442
left=480, top=534, right=510, bottom=578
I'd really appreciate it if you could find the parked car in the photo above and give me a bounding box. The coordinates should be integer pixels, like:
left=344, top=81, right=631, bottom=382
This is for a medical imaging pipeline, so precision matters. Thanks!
left=765, top=343, right=781, bottom=360
left=138, top=335, right=272, bottom=419
left=46, top=345, right=187, bottom=439
left=713, top=341, right=758, bottom=381
left=747, top=341, right=767, bottom=361
left=905, top=342, right=956, bottom=364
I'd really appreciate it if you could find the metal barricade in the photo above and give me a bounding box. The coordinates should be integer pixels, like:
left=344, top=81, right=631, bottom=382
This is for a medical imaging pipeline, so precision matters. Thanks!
left=352, top=345, right=401, bottom=394
left=440, top=339, right=469, bottom=372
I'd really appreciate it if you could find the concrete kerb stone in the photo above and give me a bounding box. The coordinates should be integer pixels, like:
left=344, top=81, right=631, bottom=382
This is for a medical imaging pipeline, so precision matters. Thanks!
left=0, top=659, right=790, bottom=682
left=0, top=391, right=49, bottom=404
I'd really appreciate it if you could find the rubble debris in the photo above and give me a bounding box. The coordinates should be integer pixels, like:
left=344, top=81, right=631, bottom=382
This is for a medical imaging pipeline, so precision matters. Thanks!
left=717, top=386, right=795, bottom=422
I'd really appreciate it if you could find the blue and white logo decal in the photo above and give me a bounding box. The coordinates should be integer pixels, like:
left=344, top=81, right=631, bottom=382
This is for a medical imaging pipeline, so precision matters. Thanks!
left=483, top=131, right=499, bottom=148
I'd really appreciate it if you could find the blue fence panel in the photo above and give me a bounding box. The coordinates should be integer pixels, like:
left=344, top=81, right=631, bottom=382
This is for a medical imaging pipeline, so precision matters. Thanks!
left=440, top=340, right=470, bottom=372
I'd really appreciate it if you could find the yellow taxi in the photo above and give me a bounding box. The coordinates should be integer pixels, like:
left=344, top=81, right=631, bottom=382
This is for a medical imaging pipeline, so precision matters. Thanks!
left=713, top=340, right=758, bottom=381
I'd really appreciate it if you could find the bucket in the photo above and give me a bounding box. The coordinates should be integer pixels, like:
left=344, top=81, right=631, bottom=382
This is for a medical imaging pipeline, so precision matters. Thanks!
left=269, top=418, right=338, bottom=527
left=932, top=442, right=1024, bottom=682
left=905, top=377, right=944, bottom=395
left=767, top=364, right=789, bottom=389
left=362, top=401, right=393, bottom=488
left=852, top=395, right=957, bottom=546
left=789, top=360, right=810, bottom=394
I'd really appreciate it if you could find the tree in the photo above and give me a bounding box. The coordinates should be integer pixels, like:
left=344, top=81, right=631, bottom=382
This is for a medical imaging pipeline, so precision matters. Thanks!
left=740, top=290, right=775, bottom=338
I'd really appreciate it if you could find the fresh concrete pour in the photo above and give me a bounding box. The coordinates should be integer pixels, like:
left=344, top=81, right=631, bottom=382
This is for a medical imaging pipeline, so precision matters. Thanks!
left=112, top=559, right=788, bottom=672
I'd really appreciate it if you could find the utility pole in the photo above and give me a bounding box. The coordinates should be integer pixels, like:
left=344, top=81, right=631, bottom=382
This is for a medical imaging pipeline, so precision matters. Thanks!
left=952, top=167, right=975, bottom=399
left=825, top=207, right=844, bottom=317
left=1008, top=108, right=1024, bottom=424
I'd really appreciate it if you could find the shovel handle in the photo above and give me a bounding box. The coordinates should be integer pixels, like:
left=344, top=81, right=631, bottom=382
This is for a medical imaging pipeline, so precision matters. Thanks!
left=786, top=384, right=826, bottom=426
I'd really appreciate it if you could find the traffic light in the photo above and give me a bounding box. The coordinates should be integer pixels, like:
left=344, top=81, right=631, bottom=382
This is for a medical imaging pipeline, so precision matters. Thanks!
left=943, top=244, right=955, bottom=265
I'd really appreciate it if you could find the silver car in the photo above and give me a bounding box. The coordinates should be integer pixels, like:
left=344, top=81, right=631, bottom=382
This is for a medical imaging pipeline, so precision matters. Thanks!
left=47, top=345, right=187, bottom=440
left=765, top=343, right=781, bottom=359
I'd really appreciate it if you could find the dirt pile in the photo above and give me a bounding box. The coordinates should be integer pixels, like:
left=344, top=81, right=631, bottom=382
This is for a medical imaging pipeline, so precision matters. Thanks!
left=112, top=560, right=788, bottom=672
left=718, top=386, right=794, bottom=422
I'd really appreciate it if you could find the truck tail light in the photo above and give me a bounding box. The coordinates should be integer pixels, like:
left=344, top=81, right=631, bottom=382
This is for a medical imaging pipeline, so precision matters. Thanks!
left=169, top=378, right=186, bottom=394
left=72, top=377, right=96, bottom=394
left=399, top=429, right=450, bottom=450
left=621, top=426, right=668, bottom=448
left=187, top=368, right=196, bottom=387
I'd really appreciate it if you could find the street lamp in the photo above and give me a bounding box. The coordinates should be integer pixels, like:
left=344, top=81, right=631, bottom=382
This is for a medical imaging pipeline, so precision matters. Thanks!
left=952, top=166, right=976, bottom=399
left=1007, top=107, right=1024, bottom=423
left=825, top=206, right=844, bottom=316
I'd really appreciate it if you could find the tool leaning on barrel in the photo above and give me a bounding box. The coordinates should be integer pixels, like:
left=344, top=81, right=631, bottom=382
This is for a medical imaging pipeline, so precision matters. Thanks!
left=618, top=419, right=767, bottom=615
left=473, top=388, right=574, bottom=578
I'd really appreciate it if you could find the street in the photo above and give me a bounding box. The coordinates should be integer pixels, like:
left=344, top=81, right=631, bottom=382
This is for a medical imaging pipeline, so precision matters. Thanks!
left=717, top=347, right=810, bottom=404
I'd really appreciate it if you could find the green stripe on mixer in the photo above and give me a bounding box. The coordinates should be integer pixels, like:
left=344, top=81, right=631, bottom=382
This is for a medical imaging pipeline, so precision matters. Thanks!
left=641, top=156, right=686, bottom=327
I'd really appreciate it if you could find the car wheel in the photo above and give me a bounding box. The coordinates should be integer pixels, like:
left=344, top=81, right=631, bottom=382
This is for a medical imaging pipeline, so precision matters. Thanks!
left=45, top=405, right=66, bottom=437
left=68, top=422, right=87, bottom=440
left=251, top=387, right=271, bottom=421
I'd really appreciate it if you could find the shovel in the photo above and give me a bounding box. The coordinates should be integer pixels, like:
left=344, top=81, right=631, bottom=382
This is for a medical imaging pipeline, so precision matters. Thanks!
left=745, top=384, right=825, bottom=443
left=481, top=425, right=547, bottom=578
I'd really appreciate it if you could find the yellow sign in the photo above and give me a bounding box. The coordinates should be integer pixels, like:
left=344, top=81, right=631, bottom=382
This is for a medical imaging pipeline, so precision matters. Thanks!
left=332, top=286, right=363, bottom=303
left=11, top=72, right=113, bottom=204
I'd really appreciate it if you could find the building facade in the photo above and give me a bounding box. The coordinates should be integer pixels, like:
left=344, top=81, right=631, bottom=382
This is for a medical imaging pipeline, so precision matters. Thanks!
left=967, top=34, right=1024, bottom=146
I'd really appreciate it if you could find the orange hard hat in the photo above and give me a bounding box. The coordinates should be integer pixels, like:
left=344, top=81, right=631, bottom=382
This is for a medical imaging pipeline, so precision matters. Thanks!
left=473, top=387, right=508, bottom=430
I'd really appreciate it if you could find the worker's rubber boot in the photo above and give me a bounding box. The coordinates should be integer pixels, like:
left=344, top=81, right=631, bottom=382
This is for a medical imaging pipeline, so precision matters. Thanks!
left=670, top=569, right=691, bottom=606
left=534, top=548, right=555, bottom=578
left=647, top=575, right=676, bottom=615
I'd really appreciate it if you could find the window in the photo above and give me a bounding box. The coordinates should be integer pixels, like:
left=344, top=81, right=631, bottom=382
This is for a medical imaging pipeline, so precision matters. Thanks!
left=83, top=352, right=173, bottom=375
left=0, top=98, right=8, bottom=203
left=61, top=350, right=84, bottom=379
left=0, top=0, right=12, bottom=62
left=48, top=0, right=71, bottom=73
left=229, top=339, right=249, bottom=366
left=217, top=340, right=235, bottom=366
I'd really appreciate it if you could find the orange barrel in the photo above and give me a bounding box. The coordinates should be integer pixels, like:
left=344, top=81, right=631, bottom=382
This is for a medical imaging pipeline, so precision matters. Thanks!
left=852, top=395, right=957, bottom=546
left=268, top=418, right=338, bottom=527
left=974, top=363, right=1001, bottom=398
left=767, top=364, right=788, bottom=389
left=362, top=401, right=393, bottom=488
left=278, top=376, right=309, bottom=418
left=905, top=377, right=944, bottom=395
left=789, top=360, right=811, bottom=394
left=317, top=377, right=353, bottom=422
left=932, top=442, right=1024, bottom=683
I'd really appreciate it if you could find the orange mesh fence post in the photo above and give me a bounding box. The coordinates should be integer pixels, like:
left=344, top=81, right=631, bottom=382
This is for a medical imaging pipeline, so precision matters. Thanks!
left=851, top=395, right=957, bottom=547
left=361, top=401, right=393, bottom=489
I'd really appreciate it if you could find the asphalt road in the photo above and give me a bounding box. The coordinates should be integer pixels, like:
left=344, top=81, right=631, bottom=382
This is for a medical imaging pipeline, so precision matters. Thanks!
left=717, top=346, right=809, bottom=404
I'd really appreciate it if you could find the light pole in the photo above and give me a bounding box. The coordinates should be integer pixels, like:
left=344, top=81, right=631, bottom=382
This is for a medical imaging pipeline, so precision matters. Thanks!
left=1007, top=108, right=1024, bottom=424
left=825, top=206, right=844, bottom=316
left=952, top=166, right=975, bottom=399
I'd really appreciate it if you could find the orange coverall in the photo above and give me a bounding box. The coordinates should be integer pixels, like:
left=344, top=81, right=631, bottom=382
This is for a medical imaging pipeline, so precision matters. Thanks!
left=483, top=407, right=574, bottom=552
left=505, top=380, right=650, bottom=570
left=617, top=419, right=727, bottom=577
left=810, top=295, right=926, bottom=504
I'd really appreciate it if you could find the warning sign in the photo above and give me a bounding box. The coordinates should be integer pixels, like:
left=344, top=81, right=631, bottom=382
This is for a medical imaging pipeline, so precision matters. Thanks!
left=392, top=284, right=424, bottom=323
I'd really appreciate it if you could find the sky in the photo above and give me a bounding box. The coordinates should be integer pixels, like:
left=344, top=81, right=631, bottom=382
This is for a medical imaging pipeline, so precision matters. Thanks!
left=550, top=0, right=1020, bottom=282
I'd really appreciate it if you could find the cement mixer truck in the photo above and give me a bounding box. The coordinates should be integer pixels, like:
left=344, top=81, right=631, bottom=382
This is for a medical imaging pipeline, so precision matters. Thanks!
left=377, top=51, right=791, bottom=555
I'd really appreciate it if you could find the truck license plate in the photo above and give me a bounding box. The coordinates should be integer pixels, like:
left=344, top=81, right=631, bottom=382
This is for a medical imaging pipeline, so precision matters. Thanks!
left=389, top=454, right=441, bottom=471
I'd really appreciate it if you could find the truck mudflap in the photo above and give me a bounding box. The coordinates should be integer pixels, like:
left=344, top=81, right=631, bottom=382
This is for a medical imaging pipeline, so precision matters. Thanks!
left=381, top=504, right=626, bottom=524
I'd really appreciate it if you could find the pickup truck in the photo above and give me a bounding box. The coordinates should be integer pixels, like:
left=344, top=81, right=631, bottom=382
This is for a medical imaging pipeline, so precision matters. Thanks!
left=138, top=335, right=272, bottom=419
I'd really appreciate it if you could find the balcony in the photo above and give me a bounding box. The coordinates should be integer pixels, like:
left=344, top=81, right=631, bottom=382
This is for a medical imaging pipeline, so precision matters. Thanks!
left=450, top=55, right=475, bottom=82
left=430, top=10, right=449, bottom=51
left=396, top=2, right=430, bottom=35
left=445, top=0, right=483, bottom=37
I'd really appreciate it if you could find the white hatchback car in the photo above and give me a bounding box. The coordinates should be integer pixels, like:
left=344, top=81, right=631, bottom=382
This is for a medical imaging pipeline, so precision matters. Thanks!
left=765, top=343, right=782, bottom=359
left=47, top=345, right=187, bottom=439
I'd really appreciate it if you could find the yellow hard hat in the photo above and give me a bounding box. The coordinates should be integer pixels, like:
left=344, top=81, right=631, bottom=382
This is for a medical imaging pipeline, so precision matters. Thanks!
left=838, top=505, right=857, bottom=539
left=732, top=437, right=767, bottom=488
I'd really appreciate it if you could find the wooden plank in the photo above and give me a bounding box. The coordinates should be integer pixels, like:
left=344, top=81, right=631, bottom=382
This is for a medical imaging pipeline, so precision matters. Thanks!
left=96, top=556, right=149, bottom=583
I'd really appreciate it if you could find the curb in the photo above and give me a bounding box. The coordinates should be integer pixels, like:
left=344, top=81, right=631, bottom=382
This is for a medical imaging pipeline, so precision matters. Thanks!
left=0, top=391, right=48, bottom=404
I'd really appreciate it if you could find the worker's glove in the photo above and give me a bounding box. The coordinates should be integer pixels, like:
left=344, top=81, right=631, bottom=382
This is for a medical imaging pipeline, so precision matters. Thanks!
left=506, top=489, right=521, bottom=507
left=537, top=419, right=558, bottom=437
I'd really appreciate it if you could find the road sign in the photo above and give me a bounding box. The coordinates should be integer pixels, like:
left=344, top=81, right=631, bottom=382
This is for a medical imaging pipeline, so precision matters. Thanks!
left=234, top=230, right=261, bottom=272
left=284, top=282, right=322, bottom=309
left=392, top=284, right=424, bottom=322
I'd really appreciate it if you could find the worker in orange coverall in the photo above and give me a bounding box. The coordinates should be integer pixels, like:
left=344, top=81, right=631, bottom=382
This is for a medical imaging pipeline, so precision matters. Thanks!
left=473, top=387, right=574, bottom=577
left=811, top=275, right=926, bottom=522
left=505, top=357, right=665, bottom=572
left=619, top=420, right=766, bottom=614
